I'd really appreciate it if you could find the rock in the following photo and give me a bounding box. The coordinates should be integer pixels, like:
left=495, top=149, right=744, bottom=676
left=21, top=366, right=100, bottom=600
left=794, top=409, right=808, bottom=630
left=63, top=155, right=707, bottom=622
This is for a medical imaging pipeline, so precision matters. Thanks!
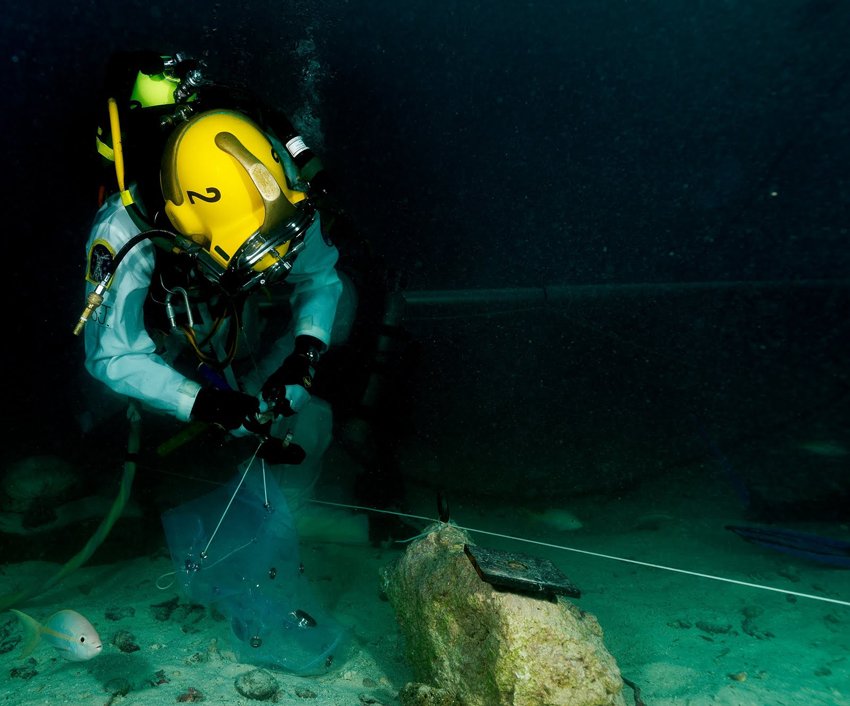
left=105, top=606, right=136, bottom=621
left=0, top=634, right=21, bottom=655
left=295, top=687, right=317, bottom=698
left=1, top=456, right=75, bottom=512
left=176, top=686, right=204, bottom=702
left=666, top=618, right=692, bottom=630
left=111, top=630, right=141, bottom=653
left=9, top=658, right=38, bottom=680
left=151, top=595, right=181, bottom=621
left=105, top=678, right=131, bottom=697
left=695, top=620, right=733, bottom=635
left=360, top=695, right=385, bottom=705
left=234, top=669, right=278, bottom=701
left=741, top=617, right=773, bottom=640
left=382, top=523, right=626, bottom=706
left=399, top=683, right=458, bottom=706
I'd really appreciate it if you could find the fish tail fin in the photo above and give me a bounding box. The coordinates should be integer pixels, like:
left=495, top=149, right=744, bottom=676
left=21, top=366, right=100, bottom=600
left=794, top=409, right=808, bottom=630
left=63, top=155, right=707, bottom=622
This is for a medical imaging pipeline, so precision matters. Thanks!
left=9, top=609, right=42, bottom=659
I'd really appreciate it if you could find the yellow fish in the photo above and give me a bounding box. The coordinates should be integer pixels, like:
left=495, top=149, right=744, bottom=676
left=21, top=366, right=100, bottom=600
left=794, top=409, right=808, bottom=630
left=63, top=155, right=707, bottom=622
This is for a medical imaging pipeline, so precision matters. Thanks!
left=10, top=609, right=102, bottom=662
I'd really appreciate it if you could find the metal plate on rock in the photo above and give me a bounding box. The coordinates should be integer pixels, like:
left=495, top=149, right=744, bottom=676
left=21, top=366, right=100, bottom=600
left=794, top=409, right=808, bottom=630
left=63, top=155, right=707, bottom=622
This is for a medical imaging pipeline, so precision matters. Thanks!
left=463, top=544, right=581, bottom=598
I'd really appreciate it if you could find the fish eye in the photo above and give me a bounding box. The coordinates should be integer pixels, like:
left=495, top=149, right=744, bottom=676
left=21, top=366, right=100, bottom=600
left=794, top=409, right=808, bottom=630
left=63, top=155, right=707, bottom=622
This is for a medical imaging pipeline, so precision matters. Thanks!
left=80, top=636, right=86, bottom=643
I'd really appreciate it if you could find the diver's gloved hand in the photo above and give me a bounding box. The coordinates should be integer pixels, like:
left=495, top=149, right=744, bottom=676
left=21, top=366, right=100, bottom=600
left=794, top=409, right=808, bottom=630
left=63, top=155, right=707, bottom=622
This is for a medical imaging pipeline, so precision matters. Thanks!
left=191, top=388, right=260, bottom=431
left=261, top=335, right=323, bottom=417
left=229, top=398, right=271, bottom=439
left=256, top=439, right=306, bottom=465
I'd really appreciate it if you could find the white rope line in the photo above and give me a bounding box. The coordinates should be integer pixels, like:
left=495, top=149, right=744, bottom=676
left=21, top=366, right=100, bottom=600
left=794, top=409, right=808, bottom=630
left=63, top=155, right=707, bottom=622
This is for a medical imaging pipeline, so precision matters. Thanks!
left=200, top=443, right=261, bottom=558
left=309, top=499, right=850, bottom=607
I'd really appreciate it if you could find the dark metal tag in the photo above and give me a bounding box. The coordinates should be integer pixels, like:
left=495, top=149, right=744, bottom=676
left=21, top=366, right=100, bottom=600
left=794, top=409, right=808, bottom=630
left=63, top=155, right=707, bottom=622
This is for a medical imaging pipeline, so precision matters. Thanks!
left=464, top=544, right=581, bottom=599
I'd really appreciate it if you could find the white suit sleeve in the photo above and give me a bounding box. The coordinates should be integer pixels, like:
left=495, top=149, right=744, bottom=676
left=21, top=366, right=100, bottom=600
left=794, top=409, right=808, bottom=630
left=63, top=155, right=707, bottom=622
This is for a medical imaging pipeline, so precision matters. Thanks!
left=285, top=216, right=343, bottom=349
left=83, top=200, right=201, bottom=421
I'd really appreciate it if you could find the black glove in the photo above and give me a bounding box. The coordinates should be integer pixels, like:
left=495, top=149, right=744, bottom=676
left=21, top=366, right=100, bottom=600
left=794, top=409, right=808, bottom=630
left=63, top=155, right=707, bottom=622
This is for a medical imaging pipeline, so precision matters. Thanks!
left=261, top=336, right=322, bottom=416
left=257, top=439, right=306, bottom=465
left=191, top=388, right=260, bottom=431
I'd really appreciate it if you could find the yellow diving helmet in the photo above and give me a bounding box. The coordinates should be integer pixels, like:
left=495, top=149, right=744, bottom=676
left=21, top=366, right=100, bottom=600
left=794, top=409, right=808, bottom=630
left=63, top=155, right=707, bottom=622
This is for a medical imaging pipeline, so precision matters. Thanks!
left=160, top=109, right=316, bottom=292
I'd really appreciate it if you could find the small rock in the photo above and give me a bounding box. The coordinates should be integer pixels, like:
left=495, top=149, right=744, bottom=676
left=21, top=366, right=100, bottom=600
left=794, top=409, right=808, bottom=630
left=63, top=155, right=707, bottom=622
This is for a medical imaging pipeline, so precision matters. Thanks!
left=150, top=669, right=171, bottom=686
left=0, top=634, right=21, bottom=655
left=235, top=668, right=278, bottom=701
left=741, top=605, right=764, bottom=619
left=105, top=678, right=131, bottom=696
left=112, top=630, right=141, bottom=653
left=295, top=687, right=317, bottom=698
left=360, top=695, right=384, bottom=705
left=105, top=606, right=136, bottom=621
left=10, top=658, right=38, bottom=680
left=205, top=638, right=222, bottom=662
left=174, top=603, right=206, bottom=632
left=728, top=672, right=747, bottom=682
left=177, top=686, right=204, bottom=702
left=666, top=618, right=692, bottom=630
left=151, top=595, right=181, bottom=621
left=742, top=617, right=773, bottom=640
left=399, top=682, right=457, bottom=706
left=696, top=620, right=733, bottom=635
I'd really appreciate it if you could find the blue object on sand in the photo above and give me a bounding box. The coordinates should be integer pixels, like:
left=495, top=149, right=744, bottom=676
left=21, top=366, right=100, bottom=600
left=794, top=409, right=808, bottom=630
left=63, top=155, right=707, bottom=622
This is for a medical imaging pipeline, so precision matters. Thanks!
left=726, top=525, right=850, bottom=568
left=161, top=468, right=350, bottom=673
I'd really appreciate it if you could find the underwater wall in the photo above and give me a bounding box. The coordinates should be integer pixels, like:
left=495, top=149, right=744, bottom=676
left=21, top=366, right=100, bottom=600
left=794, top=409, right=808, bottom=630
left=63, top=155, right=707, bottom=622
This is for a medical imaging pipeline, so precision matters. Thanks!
left=2, top=0, right=848, bottom=502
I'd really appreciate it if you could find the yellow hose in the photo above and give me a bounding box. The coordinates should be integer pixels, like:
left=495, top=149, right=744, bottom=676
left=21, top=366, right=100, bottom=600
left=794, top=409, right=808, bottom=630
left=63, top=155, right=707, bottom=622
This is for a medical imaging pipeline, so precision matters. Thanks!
left=0, top=407, right=141, bottom=612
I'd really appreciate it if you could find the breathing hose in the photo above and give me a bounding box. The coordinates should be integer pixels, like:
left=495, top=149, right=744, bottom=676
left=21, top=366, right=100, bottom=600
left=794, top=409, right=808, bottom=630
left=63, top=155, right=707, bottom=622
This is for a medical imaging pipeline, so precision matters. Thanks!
left=0, top=406, right=141, bottom=612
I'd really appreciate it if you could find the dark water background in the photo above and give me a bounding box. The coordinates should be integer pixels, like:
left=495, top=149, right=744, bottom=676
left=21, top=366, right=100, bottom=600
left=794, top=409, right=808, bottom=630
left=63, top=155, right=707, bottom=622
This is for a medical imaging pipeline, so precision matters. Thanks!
left=1, top=0, right=848, bottom=534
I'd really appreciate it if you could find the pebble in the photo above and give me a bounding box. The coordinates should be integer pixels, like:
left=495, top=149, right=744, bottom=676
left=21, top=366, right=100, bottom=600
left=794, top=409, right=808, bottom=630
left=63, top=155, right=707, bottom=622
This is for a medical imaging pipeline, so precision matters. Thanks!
left=105, top=606, right=136, bottom=621
left=105, top=678, right=131, bottom=696
left=399, top=682, right=456, bottom=706
left=295, top=688, right=317, bottom=698
left=695, top=621, right=733, bottom=635
left=729, top=672, right=747, bottom=682
left=235, top=668, right=279, bottom=701
left=360, top=695, right=385, bottom=705
left=112, top=630, right=141, bottom=653
left=176, top=686, right=203, bottom=702
left=9, top=658, right=38, bottom=680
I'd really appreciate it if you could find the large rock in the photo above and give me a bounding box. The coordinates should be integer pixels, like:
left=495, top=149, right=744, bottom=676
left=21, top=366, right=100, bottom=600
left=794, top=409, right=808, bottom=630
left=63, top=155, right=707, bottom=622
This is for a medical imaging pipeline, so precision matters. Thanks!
left=381, top=524, right=625, bottom=706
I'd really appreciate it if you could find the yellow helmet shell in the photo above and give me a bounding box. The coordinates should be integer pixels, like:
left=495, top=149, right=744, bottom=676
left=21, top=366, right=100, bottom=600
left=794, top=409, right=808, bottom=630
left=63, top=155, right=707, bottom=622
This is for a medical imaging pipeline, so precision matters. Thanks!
left=161, top=110, right=307, bottom=272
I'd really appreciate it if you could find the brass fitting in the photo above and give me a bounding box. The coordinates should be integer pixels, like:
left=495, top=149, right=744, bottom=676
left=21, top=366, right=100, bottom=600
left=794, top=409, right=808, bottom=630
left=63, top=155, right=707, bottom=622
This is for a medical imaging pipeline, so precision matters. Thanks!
left=73, top=290, right=105, bottom=336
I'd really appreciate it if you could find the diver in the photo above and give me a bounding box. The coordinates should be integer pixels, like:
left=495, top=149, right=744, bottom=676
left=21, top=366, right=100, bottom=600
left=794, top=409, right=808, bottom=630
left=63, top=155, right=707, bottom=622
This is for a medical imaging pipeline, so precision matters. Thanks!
left=79, top=51, right=347, bottom=516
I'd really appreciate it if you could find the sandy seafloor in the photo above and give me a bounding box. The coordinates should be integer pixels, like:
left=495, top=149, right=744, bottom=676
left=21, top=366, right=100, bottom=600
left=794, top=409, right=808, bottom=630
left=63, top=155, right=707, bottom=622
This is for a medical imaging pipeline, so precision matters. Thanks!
left=1, top=457, right=848, bottom=706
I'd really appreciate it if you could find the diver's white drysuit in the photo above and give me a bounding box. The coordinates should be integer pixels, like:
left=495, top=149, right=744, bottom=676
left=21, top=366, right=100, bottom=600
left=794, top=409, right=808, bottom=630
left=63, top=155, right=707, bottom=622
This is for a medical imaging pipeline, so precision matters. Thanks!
left=83, top=153, right=343, bottom=512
